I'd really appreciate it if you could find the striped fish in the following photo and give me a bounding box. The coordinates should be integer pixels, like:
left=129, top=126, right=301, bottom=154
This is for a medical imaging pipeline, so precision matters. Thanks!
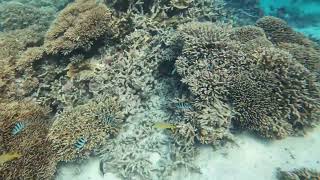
left=74, top=137, right=87, bottom=150
left=175, top=102, right=193, bottom=110
left=11, top=122, right=25, bottom=135
left=103, top=115, right=114, bottom=125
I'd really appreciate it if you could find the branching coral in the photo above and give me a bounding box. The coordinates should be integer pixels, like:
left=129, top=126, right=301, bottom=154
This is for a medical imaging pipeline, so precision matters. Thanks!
left=0, top=100, right=57, bottom=179
left=175, top=22, right=250, bottom=102
left=48, top=95, right=124, bottom=161
left=228, top=39, right=320, bottom=138
left=170, top=98, right=233, bottom=145
left=174, top=21, right=320, bottom=139
left=278, top=42, right=320, bottom=76
left=227, top=70, right=294, bottom=138
left=230, top=25, right=266, bottom=43
left=44, top=0, right=126, bottom=55
left=256, top=16, right=317, bottom=48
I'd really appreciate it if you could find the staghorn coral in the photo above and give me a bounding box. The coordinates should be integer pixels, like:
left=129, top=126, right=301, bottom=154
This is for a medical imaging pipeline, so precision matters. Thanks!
left=168, top=97, right=233, bottom=145
left=277, top=168, right=320, bottom=180
left=44, top=0, right=127, bottom=55
left=175, top=22, right=250, bottom=102
left=48, top=95, right=124, bottom=161
left=0, top=100, right=57, bottom=179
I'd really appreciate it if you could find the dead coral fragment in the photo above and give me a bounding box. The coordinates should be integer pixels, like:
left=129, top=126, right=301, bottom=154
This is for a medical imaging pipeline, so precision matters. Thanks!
left=44, top=0, right=120, bottom=55
left=277, top=168, right=320, bottom=180
left=48, top=96, right=123, bottom=161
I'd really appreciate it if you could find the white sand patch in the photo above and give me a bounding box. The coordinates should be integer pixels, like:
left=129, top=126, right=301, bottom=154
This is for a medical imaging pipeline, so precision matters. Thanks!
left=56, top=126, right=320, bottom=180
left=170, top=126, right=320, bottom=180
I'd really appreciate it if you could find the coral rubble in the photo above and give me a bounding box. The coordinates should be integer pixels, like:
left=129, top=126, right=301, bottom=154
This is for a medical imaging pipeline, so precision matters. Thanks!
left=277, top=168, right=320, bottom=180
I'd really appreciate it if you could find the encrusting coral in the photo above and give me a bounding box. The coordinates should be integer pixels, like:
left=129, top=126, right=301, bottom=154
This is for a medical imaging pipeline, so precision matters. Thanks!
left=0, top=100, right=57, bottom=179
left=48, top=95, right=124, bottom=161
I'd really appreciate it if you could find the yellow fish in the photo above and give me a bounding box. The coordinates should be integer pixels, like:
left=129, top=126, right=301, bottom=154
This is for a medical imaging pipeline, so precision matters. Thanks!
left=153, top=122, right=176, bottom=130
left=0, top=152, right=22, bottom=166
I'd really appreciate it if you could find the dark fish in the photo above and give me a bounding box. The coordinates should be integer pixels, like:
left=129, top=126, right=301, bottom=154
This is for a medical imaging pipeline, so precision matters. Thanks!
left=99, top=160, right=106, bottom=176
left=11, top=122, right=25, bottom=135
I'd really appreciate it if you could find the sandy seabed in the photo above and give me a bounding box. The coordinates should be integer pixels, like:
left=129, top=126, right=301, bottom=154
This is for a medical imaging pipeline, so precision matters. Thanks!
left=56, top=126, right=320, bottom=180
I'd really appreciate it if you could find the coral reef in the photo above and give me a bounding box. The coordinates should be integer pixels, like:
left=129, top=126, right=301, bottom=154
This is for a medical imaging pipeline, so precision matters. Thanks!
left=48, top=95, right=124, bottom=161
left=278, top=42, right=320, bottom=77
left=277, top=168, right=320, bottom=180
left=174, top=20, right=320, bottom=139
left=175, top=22, right=245, bottom=102
left=0, top=0, right=319, bottom=179
left=0, top=100, right=57, bottom=179
left=44, top=0, right=127, bottom=55
left=256, top=16, right=317, bottom=48
left=0, top=1, right=55, bottom=31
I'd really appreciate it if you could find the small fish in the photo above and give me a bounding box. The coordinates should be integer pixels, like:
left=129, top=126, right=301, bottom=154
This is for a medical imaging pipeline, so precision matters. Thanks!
left=74, top=137, right=87, bottom=150
left=99, top=160, right=106, bottom=176
left=103, top=115, right=114, bottom=125
left=175, top=102, right=193, bottom=110
left=11, top=122, right=25, bottom=135
left=153, top=122, right=176, bottom=130
left=0, top=152, right=22, bottom=166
